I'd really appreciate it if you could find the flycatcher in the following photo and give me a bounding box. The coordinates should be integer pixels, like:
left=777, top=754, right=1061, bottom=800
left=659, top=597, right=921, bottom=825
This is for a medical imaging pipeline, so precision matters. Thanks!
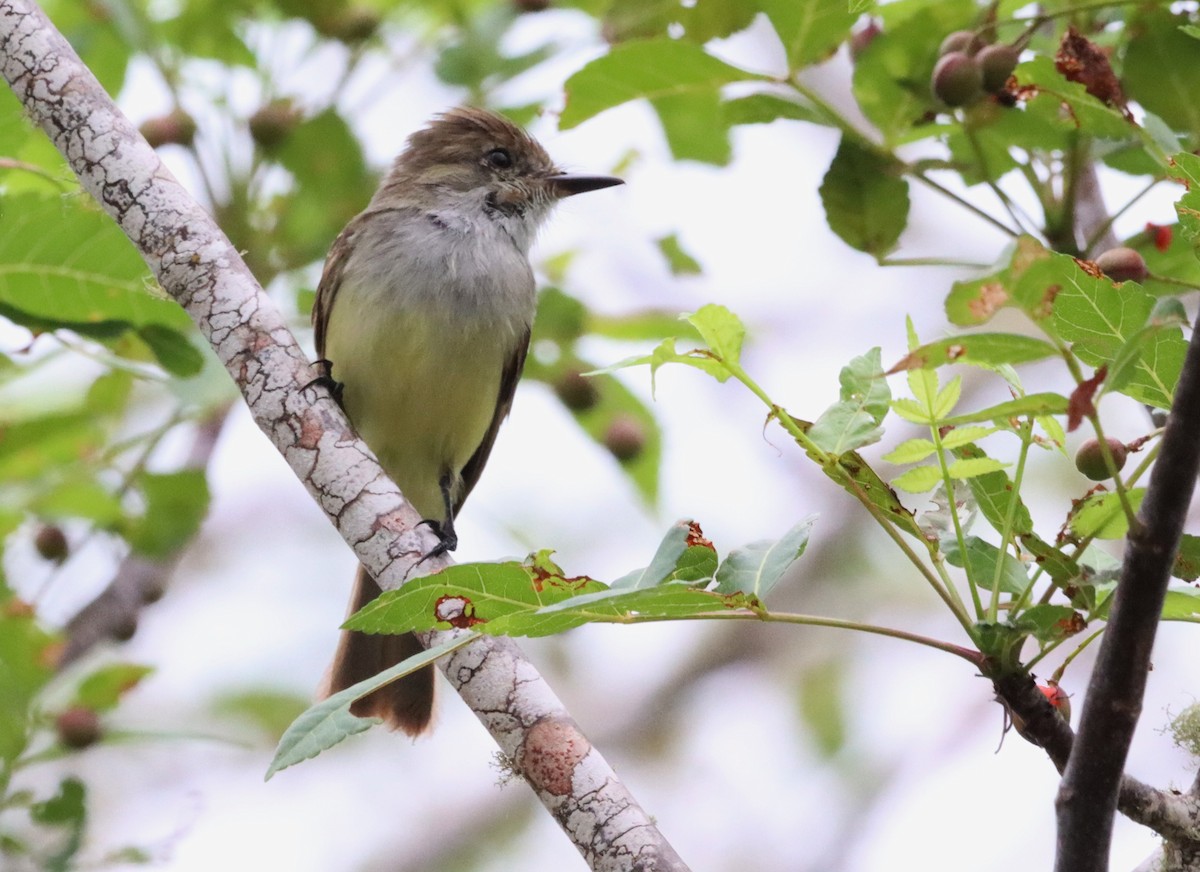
left=312, top=107, right=621, bottom=734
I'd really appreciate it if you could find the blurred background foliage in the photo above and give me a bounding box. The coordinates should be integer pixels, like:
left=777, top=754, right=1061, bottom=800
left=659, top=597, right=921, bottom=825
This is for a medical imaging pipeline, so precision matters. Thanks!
left=2, top=0, right=1200, bottom=869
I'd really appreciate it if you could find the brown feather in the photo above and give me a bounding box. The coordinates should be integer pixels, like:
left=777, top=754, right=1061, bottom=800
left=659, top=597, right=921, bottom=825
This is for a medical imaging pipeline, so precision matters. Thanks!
left=321, top=565, right=435, bottom=735
left=456, top=327, right=530, bottom=513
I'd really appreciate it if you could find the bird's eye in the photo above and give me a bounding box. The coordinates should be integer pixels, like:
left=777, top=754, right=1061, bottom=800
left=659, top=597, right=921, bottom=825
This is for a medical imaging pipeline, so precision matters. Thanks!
left=485, top=148, right=513, bottom=169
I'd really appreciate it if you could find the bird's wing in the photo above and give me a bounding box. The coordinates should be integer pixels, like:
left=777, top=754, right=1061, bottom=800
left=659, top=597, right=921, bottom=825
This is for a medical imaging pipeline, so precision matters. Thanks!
left=311, top=218, right=360, bottom=360
left=455, top=326, right=530, bottom=514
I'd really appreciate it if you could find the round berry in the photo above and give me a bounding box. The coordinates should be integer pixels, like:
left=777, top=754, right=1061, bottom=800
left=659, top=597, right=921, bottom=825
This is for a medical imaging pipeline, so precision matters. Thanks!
left=34, top=524, right=68, bottom=563
left=932, top=52, right=983, bottom=107
left=249, top=101, right=302, bottom=151
left=1095, top=247, right=1148, bottom=284
left=938, top=30, right=976, bottom=57
left=56, top=707, right=102, bottom=750
left=604, top=415, right=646, bottom=462
left=554, top=369, right=600, bottom=412
left=1075, top=437, right=1128, bottom=481
left=139, top=110, right=197, bottom=149
left=978, top=44, right=1019, bottom=93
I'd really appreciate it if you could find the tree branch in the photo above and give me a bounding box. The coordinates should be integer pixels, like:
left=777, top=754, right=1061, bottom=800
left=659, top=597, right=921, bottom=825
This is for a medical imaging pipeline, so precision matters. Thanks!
left=996, top=673, right=1200, bottom=851
left=60, top=406, right=231, bottom=667
left=1052, top=311, right=1200, bottom=870
left=0, top=2, right=687, bottom=868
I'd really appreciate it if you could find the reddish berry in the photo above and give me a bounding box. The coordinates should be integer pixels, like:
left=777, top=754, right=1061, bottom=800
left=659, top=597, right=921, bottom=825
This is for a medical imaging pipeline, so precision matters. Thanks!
left=932, top=52, right=983, bottom=107
left=604, top=415, right=646, bottom=462
left=1074, top=437, right=1127, bottom=481
left=978, top=44, right=1019, bottom=93
left=34, top=525, right=68, bottom=563
left=56, top=707, right=102, bottom=750
left=1095, top=247, right=1148, bottom=283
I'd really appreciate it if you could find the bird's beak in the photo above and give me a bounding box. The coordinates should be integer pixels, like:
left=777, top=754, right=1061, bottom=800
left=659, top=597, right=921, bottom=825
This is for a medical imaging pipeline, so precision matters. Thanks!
left=545, top=174, right=624, bottom=199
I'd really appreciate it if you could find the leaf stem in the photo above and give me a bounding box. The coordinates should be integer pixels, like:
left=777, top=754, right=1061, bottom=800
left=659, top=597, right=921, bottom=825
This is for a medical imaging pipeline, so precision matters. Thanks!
left=910, top=171, right=1021, bottom=237
left=624, top=608, right=984, bottom=665
left=722, top=360, right=977, bottom=635
left=989, top=421, right=1034, bottom=622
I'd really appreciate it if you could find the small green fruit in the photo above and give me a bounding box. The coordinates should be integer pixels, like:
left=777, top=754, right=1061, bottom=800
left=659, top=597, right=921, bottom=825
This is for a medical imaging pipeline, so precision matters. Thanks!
left=978, top=44, right=1019, bottom=92
left=932, top=52, right=983, bottom=107
left=1095, top=247, right=1148, bottom=284
left=1075, top=437, right=1127, bottom=481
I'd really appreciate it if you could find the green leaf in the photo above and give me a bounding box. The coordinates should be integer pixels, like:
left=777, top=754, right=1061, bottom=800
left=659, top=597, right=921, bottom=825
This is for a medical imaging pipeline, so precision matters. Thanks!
left=809, top=348, right=890, bottom=454
left=942, top=536, right=1030, bottom=595
left=272, top=109, right=376, bottom=266
left=1173, top=153, right=1200, bottom=243
left=686, top=304, right=745, bottom=366
left=531, top=583, right=755, bottom=629
left=892, top=464, right=942, bottom=493
left=34, top=479, right=123, bottom=524
left=940, top=426, right=996, bottom=449
left=0, top=412, right=100, bottom=482
left=888, top=334, right=1058, bottom=372
left=611, top=522, right=691, bottom=589
left=932, top=377, right=962, bottom=419
left=655, top=233, right=702, bottom=276
left=212, top=689, right=311, bottom=740
left=883, top=437, right=937, bottom=465
left=1048, top=258, right=1185, bottom=409
left=798, top=659, right=846, bottom=757
left=891, top=397, right=933, bottom=424
left=713, top=517, right=815, bottom=597
left=792, top=418, right=928, bottom=544
left=561, top=38, right=762, bottom=129
left=0, top=194, right=187, bottom=333
left=945, top=236, right=1053, bottom=327
left=136, top=325, right=205, bottom=377
left=604, top=337, right=732, bottom=390
left=651, top=90, right=731, bottom=165
left=757, top=0, right=856, bottom=70
left=1014, top=604, right=1086, bottom=645
left=125, top=471, right=211, bottom=558
left=819, top=137, right=910, bottom=258
left=267, top=636, right=470, bottom=777
left=1069, top=489, right=1146, bottom=540
left=0, top=607, right=56, bottom=764
left=954, top=444, right=1034, bottom=537
left=1161, top=588, right=1200, bottom=621
left=722, top=93, right=820, bottom=127
left=680, top=0, right=758, bottom=43
left=30, top=777, right=85, bottom=827
left=941, top=392, right=1068, bottom=426
left=1123, top=10, right=1200, bottom=137
left=346, top=560, right=609, bottom=637
left=74, top=664, right=154, bottom=713
left=1016, top=57, right=1134, bottom=142
left=947, top=456, right=1008, bottom=480
left=1173, top=534, right=1200, bottom=582
left=587, top=309, right=702, bottom=343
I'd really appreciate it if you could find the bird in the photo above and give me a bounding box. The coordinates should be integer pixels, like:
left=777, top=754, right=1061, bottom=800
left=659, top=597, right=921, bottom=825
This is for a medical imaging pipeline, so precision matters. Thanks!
left=311, top=107, right=622, bottom=734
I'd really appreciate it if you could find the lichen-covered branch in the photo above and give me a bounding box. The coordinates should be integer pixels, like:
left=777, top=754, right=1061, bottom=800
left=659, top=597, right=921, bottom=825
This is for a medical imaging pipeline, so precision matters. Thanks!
left=0, top=3, right=687, bottom=868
